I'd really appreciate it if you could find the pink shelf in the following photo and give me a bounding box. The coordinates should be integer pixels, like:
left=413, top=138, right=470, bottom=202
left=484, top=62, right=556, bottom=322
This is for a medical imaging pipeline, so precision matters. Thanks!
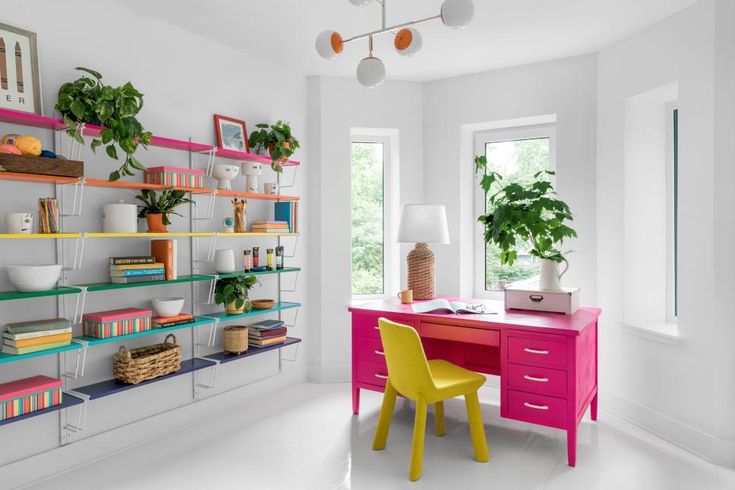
left=0, top=108, right=300, bottom=166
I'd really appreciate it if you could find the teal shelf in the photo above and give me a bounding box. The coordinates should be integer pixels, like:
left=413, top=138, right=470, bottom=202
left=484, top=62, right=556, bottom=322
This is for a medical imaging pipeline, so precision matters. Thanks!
left=81, top=275, right=214, bottom=292
left=75, top=316, right=217, bottom=346
left=0, top=343, right=82, bottom=365
left=216, top=267, right=300, bottom=280
left=0, top=286, right=81, bottom=302
left=209, top=302, right=300, bottom=322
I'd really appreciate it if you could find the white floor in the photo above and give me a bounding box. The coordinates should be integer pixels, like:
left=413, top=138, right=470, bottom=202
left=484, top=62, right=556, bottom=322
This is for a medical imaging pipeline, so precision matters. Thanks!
left=23, top=382, right=735, bottom=490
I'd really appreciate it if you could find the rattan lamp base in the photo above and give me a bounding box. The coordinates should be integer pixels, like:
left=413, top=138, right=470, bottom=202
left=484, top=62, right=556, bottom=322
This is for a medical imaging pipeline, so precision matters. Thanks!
left=407, top=242, right=436, bottom=300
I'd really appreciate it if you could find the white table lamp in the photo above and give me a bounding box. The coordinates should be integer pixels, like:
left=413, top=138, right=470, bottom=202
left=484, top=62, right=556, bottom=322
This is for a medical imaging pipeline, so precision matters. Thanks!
left=397, top=204, right=450, bottom=300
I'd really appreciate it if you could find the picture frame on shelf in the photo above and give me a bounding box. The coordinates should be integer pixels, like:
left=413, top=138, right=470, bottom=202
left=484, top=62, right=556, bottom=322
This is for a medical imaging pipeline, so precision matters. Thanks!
left=0, top=22, right=42, bottom=115
left=214, top=114, right=249, bottom=153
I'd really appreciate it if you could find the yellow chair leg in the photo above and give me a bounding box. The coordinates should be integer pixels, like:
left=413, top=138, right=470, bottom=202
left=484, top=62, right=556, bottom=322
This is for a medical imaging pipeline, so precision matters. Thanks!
left=465, top=391, right=489, bottom=462
left=409, top=398, right=428, bottom=481
left=435, top=401, right=445, bottom=437
left=373, top=381, right=398, bottom=451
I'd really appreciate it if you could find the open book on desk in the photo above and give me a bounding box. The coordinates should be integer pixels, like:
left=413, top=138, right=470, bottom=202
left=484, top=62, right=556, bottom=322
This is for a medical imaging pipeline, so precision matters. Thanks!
left=410, top=299, right=495, bottom=315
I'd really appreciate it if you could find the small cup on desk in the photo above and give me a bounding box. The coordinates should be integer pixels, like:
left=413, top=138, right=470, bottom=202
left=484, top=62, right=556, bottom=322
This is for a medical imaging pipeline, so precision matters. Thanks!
left=5, top=212, right=33, bottom=234
left=397, top=289, right=413, bottom=304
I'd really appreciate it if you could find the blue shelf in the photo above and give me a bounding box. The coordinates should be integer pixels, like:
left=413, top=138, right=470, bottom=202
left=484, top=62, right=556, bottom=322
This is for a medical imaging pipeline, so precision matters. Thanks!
left=75, top=316, right=217, bottom=346
left=0, top=393, right=84, bottom=427
left=209, top=302, right=300, bottom=322
left=74, top=358, right=216, bottom=400
left=0, top=343, right=82, bottom=365
left=204, top=337, right=302, bottom=364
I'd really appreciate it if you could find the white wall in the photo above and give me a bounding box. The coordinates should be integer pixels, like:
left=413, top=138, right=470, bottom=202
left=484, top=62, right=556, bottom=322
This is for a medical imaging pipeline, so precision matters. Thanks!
left=307, top=76, right=423, bottom=382
left=422, top=54, right=598, bottom=304
left=0, top=1, right=308, bottom=484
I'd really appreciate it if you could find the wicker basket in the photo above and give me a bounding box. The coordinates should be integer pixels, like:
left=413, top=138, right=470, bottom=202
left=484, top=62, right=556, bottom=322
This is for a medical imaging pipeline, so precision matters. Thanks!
left=223, top=326, right=249, bottom=355
left=113, top=334, right=181, bottom=385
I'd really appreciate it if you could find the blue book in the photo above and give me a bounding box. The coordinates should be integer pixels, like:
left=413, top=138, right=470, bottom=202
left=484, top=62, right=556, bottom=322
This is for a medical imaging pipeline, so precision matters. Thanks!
left=248, top=319, right=285, bottom=330
left=274, top=202, right=297, bottom=233
left=110, top=268, right=166, bottom=277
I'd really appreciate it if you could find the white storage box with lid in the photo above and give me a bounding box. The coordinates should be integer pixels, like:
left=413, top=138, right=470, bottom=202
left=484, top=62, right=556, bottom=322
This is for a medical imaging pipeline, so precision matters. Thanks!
left=504, top=282, right=580, bottom=315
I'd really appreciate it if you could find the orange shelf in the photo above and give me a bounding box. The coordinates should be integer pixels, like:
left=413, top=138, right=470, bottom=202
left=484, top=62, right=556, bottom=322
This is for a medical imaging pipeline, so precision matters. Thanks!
left=84, top=178, right=212, bottom=194
left=216, top=190, right=299, bottom=201
left=0, top=172, right=80, bottom=184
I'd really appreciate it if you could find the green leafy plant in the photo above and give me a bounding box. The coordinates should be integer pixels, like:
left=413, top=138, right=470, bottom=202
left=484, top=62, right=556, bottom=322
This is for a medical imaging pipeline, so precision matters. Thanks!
left=135, top=188, right=193, bottom=225
left=56, top=67, right=152, bottom=181
left=248, top=120, right=300, bottom=172
left=214, top=275, right=257, bottom=311
left=475, top=155, right=577, bottom=266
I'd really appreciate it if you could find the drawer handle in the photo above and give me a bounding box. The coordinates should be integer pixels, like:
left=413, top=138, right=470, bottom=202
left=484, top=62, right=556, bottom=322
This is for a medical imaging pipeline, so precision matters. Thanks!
left=529, top=294, right=544, bottom=303
left=374, top=373, right=388, bottom=380
left=524, top=348, right=550, bottom=355
left=374, top=350, right=386, bottom=356
left=523, top=375, right=549, bottom=383
left=374, top=326, right=380, bottom=330
left=523, top=402, right=550, bottom=411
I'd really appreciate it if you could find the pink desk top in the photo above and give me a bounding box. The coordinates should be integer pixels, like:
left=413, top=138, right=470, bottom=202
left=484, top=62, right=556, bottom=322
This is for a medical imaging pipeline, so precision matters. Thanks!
left=348, top=297, right=601, bottom=337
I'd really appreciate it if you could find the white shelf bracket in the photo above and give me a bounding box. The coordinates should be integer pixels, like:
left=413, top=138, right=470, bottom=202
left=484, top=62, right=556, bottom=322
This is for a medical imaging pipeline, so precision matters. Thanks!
left=64, top=338, right=89, bottom=380
left=193, top=190, right=217, bottom=221
left=280, top=342, right=301, bottom=365
left=62, top=391, right=90, bottom=439
left=279, top=270, right=300, bottom=293
left=198, top=315, right=220, bottom=347
left=282, top=307, right=300, bottom=330
left=278, top=165, right=299, bottom=189
left=284, top=236, right=299, bottom=258
left=63, top=233, right=87, bottom=272
left=70, top=285, right=89, bottom=325
left=194, top=358, right=219, bottom=390
left=59, top=178, right=85, bottom=218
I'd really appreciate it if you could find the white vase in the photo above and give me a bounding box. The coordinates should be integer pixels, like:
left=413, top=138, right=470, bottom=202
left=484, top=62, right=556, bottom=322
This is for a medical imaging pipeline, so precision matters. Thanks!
left=539, top=259, right=568, bottom=291
left=214, top=249, right=236, bottom=273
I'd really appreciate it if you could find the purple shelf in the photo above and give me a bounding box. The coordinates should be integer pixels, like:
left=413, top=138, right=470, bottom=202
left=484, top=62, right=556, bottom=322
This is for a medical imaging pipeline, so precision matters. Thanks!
left=0, top=393, right=84, bottom=427
left=74, top=358, right=216, bottom=400
left=204, top=337, right=301, bottom=364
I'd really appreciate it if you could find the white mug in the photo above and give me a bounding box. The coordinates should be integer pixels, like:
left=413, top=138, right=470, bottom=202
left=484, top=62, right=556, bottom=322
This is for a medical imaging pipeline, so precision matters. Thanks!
left=5, top=212, right=33, bottom=234
left=264, top=183, right=279, bottom=195
left=214, top=249, right=236, bottom=273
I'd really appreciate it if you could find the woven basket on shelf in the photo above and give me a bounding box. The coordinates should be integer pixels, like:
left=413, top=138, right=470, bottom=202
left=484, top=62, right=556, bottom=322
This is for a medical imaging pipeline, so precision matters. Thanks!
left=223, top=326, right=249, bottom=355
left=113, top=334, right=181, bottom=385
left=407, top=242, right=436, bottom=300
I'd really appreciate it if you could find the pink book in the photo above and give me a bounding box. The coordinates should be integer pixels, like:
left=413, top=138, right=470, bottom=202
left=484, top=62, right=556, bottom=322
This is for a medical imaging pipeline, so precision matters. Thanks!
left=0, top=375, right=62, bottom=402
left=145, top=166, right=205, bottom=176
left=83, top=308, right=152, bottom=323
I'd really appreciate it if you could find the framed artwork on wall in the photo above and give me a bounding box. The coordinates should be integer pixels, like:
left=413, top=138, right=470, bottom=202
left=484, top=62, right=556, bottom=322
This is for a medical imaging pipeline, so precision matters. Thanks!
left=0, top=22, right=41, bottom=115
left=214, top=114, right=249, bottom=153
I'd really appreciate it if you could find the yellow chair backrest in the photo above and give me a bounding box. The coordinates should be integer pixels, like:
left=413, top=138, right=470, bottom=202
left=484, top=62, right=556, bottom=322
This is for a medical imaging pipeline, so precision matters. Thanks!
left=378, top=318, right=435, bottom=400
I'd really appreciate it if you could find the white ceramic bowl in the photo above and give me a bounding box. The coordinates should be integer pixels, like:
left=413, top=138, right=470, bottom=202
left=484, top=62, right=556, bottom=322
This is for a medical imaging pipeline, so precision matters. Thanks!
left=6, top=264, right=62, bottom=292
left=151, top=297, right=185, bottom=318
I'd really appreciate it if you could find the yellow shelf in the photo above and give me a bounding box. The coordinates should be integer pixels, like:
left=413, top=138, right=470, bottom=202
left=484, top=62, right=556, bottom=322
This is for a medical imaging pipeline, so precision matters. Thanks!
left=0, top=233, right=81, bottom=239
left=85, top=232, right=215, bottom=238
left=217, top=232, right=299, bottom=237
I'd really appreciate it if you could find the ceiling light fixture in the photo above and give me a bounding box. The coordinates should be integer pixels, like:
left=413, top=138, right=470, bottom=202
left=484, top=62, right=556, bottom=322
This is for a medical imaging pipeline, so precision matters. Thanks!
left=315, top=0, right=474, bottom=88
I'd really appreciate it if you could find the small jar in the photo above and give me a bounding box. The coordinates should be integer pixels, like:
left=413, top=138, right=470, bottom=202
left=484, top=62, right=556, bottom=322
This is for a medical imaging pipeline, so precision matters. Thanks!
left=252, top=247, right=260, bottom=267
left=243, top=249, right=252, bottom=272
left=276, top=246, right=284, bottom=270
left=266, top=248, right=274, bottom=271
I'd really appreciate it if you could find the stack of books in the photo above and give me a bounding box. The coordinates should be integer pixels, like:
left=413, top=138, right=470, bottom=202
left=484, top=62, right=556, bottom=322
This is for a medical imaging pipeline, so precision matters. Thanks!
left=153, top=313, right=195, bottom=329
left=251, top=220, right=289, bottom=234
left=109, top=256, right=165, bottom=284
left=2, top=318, right=72, bottom=355
left=248, top=319, right=287, bottom=348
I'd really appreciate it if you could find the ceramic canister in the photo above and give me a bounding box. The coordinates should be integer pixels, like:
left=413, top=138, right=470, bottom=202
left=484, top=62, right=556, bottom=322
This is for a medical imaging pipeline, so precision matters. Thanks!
left=103, top=201, right=138, bottom=233
left=214, top=249, right=237, bottom=273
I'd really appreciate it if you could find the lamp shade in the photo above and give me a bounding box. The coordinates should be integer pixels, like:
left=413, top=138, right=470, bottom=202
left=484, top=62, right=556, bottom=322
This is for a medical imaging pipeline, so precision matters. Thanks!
left=356, top=56, right=386, bottom=88
left=394, top=27, right=423, bottom=57
left=315, top=30, right=344, bottom=59
left=440, top=0, right=475, bottom=29
left=397, top=204, right=450, bottom=244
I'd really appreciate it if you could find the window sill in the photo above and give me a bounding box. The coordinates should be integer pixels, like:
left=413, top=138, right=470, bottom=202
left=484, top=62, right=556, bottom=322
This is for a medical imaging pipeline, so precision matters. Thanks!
left=622, top=322, right=681, bottom=345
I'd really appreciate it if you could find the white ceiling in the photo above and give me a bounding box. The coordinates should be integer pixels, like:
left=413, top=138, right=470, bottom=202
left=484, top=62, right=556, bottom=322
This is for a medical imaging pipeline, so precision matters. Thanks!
left=116, top=0, right=699, bottom=82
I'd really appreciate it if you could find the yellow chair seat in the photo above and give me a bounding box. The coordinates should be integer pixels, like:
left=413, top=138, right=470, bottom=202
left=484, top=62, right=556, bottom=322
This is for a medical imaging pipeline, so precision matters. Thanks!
left=427, top=359, right=486, bottom=401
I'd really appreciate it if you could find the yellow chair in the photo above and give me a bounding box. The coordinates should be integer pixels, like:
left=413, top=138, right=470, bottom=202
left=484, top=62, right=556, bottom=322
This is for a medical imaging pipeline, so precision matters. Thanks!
left=372, top=318, right=489, bottom=481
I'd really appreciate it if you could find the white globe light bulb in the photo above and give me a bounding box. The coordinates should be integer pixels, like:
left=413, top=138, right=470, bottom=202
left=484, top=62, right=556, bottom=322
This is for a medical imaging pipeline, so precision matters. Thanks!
left=394, top=27, right=423, bottom=57
left=356, top=56, right=386, bottom=88
left=348, top=0, right=373, bottom=6
left=315, top=30, right=344, bottom=59
left=441, top=0, right=475, bottom=29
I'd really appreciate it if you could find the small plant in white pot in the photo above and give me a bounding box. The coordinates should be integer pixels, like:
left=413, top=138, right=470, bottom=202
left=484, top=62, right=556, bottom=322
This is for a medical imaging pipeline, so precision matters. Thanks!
left=475, top=155, right=577, bottom=291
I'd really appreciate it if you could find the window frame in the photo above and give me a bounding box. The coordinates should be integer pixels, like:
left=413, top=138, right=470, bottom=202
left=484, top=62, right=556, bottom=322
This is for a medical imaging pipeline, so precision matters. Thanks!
left=473, top=125, right=557, bottom=299
left=350, top=135, right=393, bottom=300
left=665, top=104, right=679, bottom=323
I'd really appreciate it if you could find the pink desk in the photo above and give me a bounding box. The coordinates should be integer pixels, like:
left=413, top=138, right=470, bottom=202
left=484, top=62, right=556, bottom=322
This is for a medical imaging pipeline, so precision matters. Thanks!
left=348, top=297, right=601, bottom=467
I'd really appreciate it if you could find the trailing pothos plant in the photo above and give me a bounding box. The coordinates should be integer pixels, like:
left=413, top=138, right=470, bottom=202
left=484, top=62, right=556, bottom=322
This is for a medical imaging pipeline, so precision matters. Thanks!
left=214, top=275, right=258, bottom=312
left=135, top=188, right=193, bottom=225
left=248, top=120, right=300, bottom=172
left=56, top=67, right=152, bottom=181
left=475, top=155, right=577, bottom=266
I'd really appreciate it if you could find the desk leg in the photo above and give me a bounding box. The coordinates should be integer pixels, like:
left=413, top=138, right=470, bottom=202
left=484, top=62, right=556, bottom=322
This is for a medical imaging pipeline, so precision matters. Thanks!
left=591, top=393, right=598, bottom=421
left=352, top=385, right=360, bottom=415
left=567, top=427, right=577, bottom=467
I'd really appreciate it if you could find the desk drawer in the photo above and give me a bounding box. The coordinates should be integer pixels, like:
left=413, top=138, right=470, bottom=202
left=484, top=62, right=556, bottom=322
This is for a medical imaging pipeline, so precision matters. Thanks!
left=506, top=389, right=567, bottom=429
left=356, top=360, right=389, bottom=388
left=507, top=336, right=568, bottom=368
left=507, top=362, right=567, bottom=397
left=354, top=315, right=416, bottom=340
left=420, top=322, right=500, bottom=346
left=355, top=336, right=387, bottom=366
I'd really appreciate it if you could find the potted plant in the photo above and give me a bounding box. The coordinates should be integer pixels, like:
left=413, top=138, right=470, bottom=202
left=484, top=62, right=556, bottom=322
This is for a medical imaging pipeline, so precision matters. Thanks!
left=56, top=67, right=152, bottom=181
left=214, top=275, right=258, bottom=315
left=135, top=188, right=193, bottom=233
left=475, top=155, right=577, bottom=291
left=248, top=120, right=300, bottom=172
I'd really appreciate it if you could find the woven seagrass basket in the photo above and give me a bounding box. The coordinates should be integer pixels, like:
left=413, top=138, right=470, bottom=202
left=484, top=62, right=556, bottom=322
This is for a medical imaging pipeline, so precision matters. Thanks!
left=223, top=325, right=249, bottom=355
left=113, top=334, right=181, bottom=384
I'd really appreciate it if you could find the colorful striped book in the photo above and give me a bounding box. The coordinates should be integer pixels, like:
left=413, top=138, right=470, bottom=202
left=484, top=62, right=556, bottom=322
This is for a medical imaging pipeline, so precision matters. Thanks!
left=82, top=308, right=152, bottom=339
left=1, top=389, right=62, bottom=421
left=0, top=376, right=62, bottom=402
left=144, top=166, right=205, bottom=188
left=109, top=268, right=165, bottom=277
left=5, top=318, right=72, bottom=335
left=109, top=262, right=165, bottom=271
left=3, top=332, right=72, bottom=348
left=110, top=274, right=166, bottom=284
left=3, top=327, right=72, bottom=341
left=2, top=340, right=71, bottom=355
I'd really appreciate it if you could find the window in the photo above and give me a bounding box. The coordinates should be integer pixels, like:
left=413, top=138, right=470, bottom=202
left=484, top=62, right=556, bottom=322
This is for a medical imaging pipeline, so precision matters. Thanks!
left=351, top=138, right=389, bottom=296
left=666, top=106, right=679, bottom=322
left=474, top=126, right=555, bottom=297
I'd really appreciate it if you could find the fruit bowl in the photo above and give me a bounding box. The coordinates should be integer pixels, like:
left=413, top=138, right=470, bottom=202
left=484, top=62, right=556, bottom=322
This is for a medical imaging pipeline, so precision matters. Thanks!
left=151, top=297, right=185, bottom=318
left=251, top=299, right=275, bottom=310
left=6, top=265, right=63, bottom=292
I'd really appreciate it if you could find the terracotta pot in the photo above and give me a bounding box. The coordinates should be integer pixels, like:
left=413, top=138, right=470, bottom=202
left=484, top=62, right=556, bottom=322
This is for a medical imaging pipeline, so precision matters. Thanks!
left=268, top=141, right=291, bottom=164
left=146, top=213, right=167, bottom=233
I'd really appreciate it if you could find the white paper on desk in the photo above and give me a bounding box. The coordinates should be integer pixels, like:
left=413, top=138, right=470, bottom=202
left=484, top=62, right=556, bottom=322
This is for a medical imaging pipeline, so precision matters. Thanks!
left=410, top=299, right=494, bottom=315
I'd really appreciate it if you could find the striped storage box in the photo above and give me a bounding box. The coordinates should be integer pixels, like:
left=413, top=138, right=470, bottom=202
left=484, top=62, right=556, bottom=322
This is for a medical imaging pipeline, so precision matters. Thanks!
left=0, top=375, right=63, bottom=421
left=144, top=166, right=205, bottom=188
left=82, top=308, right=152, bottom=339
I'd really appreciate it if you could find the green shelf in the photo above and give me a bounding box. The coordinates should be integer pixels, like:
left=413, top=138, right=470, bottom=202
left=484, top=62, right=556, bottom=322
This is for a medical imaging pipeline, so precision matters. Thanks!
left=75, top=316, right=217, bottom=346
left=0, top=286, right=81, bottom=302
left=0, top=343, right=82, bottom=365
left=209, top=302, right=300, bottom=322
left=81, top=275, right=214, bottom=292
left=216, top=267, right=301, bottom=279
